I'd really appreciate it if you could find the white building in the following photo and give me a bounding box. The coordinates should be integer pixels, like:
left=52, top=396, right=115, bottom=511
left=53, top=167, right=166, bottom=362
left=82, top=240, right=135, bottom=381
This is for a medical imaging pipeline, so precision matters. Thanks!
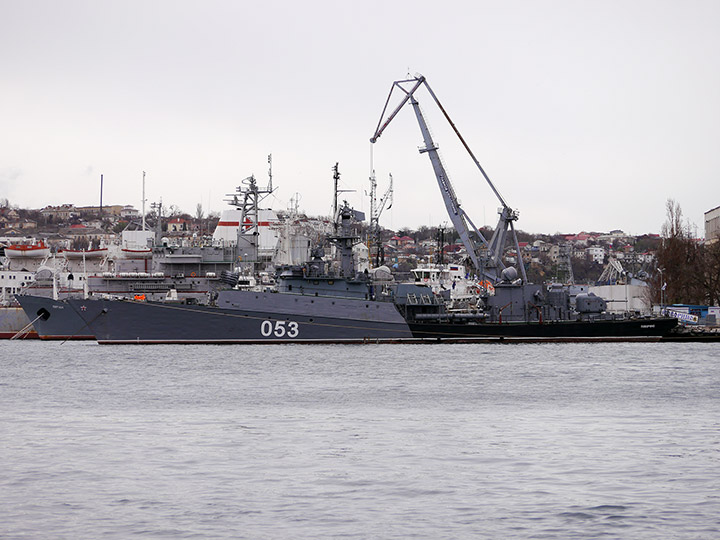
left=705, top=205, right=720, bottom=243
left=590, top=283, right=651, bottom=314
left=120, top=206, right=140, bottom=220
left=586, top=245, right=605, bottom=264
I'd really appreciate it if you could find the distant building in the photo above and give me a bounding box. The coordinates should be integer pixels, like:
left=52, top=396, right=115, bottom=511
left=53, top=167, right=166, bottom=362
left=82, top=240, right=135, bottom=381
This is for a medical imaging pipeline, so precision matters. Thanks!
left=586, top=246, right=605, bottom=264
left=548, top=244, right=560, bottom=263
left=120, top=205, right=140, bottom=220
left=563, top=232, right=598, bottom=246
left=7, top=219, right=37, bottom=230
left=533, top=240, right=550, bottom=252
left=705, top=206, right=720, bottom=243
left=62, top=225, right=115, bottom=247
left=40, top=204, right=78, bottom=222
left=76, top=204, right=126, bottom=217
left=167, top=218, right=190, bottom=232
left=390, top=235, right=415, bottom=247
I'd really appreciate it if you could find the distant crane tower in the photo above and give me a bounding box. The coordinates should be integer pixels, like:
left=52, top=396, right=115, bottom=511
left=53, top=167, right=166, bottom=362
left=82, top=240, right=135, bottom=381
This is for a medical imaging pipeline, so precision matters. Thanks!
left=597, top=257, right=625, bottom=285
left=558, top=242, right=575, bottom=285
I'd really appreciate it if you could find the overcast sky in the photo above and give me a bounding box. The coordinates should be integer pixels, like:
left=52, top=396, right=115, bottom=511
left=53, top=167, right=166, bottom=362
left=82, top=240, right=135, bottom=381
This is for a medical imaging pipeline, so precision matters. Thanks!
left=2, top=0, right=718, bottom=236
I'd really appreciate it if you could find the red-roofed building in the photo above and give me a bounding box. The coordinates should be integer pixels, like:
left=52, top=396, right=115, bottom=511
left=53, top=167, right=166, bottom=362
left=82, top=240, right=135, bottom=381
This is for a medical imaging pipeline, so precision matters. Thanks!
left=390, top=235, right=415, bottom=247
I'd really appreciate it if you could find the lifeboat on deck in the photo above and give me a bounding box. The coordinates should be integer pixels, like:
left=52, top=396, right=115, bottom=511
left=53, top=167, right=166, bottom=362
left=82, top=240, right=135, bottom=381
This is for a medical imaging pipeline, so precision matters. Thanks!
left=4, top=241, right=51, bottom=259
left=121, top=248, right=153, bottom=259
left=60, top=248, right=109, bottom=260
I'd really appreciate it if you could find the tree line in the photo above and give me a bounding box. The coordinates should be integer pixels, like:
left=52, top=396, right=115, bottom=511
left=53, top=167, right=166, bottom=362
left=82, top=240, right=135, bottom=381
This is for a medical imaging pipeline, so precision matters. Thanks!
left=653, top=199, right=720, bottom=306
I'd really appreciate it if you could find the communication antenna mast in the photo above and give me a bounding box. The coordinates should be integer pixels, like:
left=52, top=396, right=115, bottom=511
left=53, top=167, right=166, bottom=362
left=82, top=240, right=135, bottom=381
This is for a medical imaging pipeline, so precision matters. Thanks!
left=331, top=163, right=354, bottom=232
left=142, top=171, right=146, bottom=231
left=224, top=175, right=274, bottom=271
left=150, top=199, right=163, bottom=245
left=289, top=192, right=301, bottom=216
left=368, top=170, right=393, bottom=266
left=436, top=224, right=446, bottom=265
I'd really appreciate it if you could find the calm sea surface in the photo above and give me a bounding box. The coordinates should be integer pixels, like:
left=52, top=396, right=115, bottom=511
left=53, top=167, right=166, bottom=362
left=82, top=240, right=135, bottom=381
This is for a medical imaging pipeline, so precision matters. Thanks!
left=1, top=341, right=718, bottom=539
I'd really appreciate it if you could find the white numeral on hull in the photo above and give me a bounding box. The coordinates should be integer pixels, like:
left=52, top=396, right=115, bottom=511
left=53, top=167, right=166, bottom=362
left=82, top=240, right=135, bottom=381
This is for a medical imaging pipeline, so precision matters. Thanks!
left=260, top=320, right=299, bottom=338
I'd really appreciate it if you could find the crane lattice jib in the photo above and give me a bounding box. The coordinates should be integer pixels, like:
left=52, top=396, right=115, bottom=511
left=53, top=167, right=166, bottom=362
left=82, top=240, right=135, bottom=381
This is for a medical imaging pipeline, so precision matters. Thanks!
left=370, top=75, right=526, bottom=283
left=408, top=96, right=484, bottom=273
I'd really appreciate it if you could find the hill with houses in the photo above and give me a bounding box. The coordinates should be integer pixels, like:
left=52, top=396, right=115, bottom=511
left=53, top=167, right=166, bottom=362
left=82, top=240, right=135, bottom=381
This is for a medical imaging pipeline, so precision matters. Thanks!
left=0, top=199, right=662, bottom=286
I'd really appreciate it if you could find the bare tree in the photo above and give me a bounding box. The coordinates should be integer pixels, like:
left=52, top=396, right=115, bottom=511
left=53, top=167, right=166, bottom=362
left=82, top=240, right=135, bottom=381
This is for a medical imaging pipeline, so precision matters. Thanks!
left=654, top=199, right=707, bottom=305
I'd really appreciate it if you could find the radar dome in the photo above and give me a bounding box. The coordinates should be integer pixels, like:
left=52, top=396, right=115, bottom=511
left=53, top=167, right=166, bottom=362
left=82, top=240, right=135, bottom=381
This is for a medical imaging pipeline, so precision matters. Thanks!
left=501, top=267, right=518, bottom=282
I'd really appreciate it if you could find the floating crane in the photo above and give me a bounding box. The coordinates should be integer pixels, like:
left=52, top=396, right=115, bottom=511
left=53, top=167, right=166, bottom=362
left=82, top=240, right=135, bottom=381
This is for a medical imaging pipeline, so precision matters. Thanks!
left=370, top=74, right=526, bottom=283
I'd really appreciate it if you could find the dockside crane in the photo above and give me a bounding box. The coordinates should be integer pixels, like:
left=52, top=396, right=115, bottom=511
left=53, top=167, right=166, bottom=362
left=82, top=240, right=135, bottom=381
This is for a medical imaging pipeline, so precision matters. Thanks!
left=370, top=74, right=527, bottom=283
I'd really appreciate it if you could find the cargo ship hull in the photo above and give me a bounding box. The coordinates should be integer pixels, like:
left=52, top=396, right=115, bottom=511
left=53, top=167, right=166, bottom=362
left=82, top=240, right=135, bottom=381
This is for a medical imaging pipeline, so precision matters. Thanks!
left=14, top=295, right=94, bottom=340
left=0, top=306, right=38, bottom=339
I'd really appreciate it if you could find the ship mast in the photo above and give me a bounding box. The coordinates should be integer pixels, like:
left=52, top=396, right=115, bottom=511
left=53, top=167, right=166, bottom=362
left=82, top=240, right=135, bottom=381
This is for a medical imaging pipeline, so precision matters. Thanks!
left=331, top=163, right=354, bottom=233
left=225, top=174, right=273, bottom=273
left=368, top=170, right=393, bottom=267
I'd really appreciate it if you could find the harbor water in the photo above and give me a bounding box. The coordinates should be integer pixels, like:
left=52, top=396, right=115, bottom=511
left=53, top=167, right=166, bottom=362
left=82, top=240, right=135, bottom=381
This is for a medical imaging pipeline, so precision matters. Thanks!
left=1, top=341, right=718, bottom=539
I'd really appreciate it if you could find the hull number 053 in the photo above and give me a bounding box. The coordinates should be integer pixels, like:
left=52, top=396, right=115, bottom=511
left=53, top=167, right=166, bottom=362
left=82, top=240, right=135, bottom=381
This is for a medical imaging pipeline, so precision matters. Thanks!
left=261, top=320, right=299, bottom=338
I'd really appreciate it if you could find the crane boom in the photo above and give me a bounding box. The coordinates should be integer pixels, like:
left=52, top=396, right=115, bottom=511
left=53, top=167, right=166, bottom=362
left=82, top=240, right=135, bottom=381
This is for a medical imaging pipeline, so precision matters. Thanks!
left=370, top=74, right=527, bottom=283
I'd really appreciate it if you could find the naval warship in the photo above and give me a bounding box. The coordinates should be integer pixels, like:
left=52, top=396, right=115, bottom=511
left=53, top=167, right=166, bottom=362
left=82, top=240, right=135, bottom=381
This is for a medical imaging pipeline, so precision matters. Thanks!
left=58, top=201, right=676, bottom=344
left=19, top=76, right=680, bottom=342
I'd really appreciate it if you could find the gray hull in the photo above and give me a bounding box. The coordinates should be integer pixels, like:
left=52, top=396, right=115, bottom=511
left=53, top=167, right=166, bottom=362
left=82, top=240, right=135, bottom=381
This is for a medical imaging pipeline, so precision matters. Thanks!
left=15, top=295, right=94, bottom=340
left=67, top=292, right=414, bottom=344
left=0, top=306, right=37, bottom=339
